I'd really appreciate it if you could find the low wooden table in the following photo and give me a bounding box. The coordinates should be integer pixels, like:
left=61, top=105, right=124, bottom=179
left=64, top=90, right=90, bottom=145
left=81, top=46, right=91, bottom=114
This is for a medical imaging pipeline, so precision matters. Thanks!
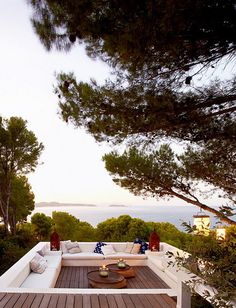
left=107, top=263, right=135, bottom=278
left=87, top=270, right=127, bottom=289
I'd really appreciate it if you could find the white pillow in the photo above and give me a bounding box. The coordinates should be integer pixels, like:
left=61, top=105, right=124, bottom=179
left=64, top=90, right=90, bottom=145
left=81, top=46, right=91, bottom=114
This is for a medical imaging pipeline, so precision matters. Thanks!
left=37, top=244, right=48, bottom=257
left=101, top=244, right=116, bottom=255
left=124, top=242, right=133, bottom=253
left=66, top=241, right=81, bottom=253
left=68, top=247, right=81, bottom=254
left=30, top=253, right=47, bottom=274
left=61, top=240, right=71, bottom=253
left=66, top=241, right=80, bottom=250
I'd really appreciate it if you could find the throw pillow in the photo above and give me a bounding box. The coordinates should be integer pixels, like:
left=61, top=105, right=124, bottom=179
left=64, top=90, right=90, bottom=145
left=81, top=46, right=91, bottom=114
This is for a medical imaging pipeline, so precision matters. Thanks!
left=94, top=242, right=106, bottom=254
left=68, top=247, right=81, bottom=254
left=61, top=240, right=71, bottom=254
left=66, top=241, right=80, bottom=253
left=66, top=241, right=80, bottom=250
left=130, top=243, right=141, bottom=254
left=37, top=244, right=48, bottom=257
left=30, top=253, right=47, bottom=274
left=124, top=242, right=133, bottom=253
left=101, top=244, right=116, bottom=255
left=134, top=238, right=149, bottom=254
left=37, top=248, right=45, bottom=257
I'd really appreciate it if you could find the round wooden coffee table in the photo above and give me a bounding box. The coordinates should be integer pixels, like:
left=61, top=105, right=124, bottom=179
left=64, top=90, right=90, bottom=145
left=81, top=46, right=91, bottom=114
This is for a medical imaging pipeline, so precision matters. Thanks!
left=107, top=263, right=135, bottom=278
left=87, top=270, right=127, bottom=288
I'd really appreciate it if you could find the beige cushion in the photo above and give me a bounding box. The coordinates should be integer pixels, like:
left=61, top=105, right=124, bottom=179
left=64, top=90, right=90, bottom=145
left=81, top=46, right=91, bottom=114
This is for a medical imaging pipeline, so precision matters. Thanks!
left=131, top=243, right=141, bottom=254
left=101, top=244, right=116, bottom=255
left=66, top=241, right=81, bottom=253
left=68, top=247, right=81, bottom=254
left=30, top=253, right=47, bottom=274
left=61, top=240, right=71, bottom=253
left=124, top=242, right=133, bottom=253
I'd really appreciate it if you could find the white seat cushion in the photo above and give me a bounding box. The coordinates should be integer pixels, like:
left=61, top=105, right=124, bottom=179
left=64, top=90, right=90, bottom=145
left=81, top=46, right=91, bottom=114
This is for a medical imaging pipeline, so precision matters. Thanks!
left=112, top=243, right=127, bottom=252
left=78, top=243, right=97, bottom=253
left=104, top=253, right=147, bottom=260
left=101, top=245, right=116, bottom=255
left=21, top=268, right=57, bottom=288
left=62, top=252, right=104, bottom=260
left=45, top=256, right=61, bottom=269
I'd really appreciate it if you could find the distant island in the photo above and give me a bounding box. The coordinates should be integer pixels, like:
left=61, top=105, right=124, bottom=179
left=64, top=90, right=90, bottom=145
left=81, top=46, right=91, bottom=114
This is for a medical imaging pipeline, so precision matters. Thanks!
left=36, top=202, right=97, bottom=207
left=109, top=204, right=127, bottom=207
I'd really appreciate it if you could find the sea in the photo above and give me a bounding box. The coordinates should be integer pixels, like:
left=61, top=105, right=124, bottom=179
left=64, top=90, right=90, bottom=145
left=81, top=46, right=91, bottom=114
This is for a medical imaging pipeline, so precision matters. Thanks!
left=30, top=203, right=232, bottom=231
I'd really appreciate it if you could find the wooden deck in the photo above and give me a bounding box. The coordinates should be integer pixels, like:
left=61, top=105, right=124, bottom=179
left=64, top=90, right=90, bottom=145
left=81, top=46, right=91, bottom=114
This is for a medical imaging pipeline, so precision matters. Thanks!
left=0, top=266, right=177, bottom=307
left=55, top=266, right=169, bottom=289
left=0, top=293, right=176, bottom=307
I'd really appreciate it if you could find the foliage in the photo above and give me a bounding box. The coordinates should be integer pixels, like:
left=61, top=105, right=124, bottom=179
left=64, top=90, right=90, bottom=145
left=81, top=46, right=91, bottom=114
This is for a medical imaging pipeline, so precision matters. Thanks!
left=52, top=211, right=95, bottom=241
left=146, top=222, right=191, bottom=249
left=95, top=215, right=150, bottom=242
left=103, top=145, right=236, bottom=225
left=0, top=117, right=44, bottom=236
left=95, top=214, right=191, bottom=247
left=16, top=223, right=37, bottom=248
left=56, top=73, right=236, bottom=146
left=0, top=238, right=31, bottom=276
left=31, top=213, right=53, bottom=241
left=28, top=0, right=236, bottom=79
left=28, top=2, right=236, bottom=223
left=170, top=228, right=236, bottom=307
left=8, top=175, right=35, bottom=235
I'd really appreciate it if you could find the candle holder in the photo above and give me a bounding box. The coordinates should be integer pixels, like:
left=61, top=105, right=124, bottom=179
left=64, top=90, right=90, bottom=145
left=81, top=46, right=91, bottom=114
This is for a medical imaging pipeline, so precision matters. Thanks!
left=99, top=265, right=109, bottom=277
left=117, top=259, right=126, bottom=269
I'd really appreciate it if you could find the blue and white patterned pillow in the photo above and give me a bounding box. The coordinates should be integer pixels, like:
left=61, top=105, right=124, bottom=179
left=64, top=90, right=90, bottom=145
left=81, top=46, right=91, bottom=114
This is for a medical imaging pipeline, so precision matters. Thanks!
left=94, top=242, right=107, bottom=254
left=133, top=238, right=149, bottom=254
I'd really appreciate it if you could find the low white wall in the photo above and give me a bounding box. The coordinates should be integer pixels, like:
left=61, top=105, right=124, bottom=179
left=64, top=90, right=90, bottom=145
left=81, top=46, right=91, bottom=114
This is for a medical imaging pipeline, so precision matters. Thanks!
left=0, top=242, right=48, bottom=288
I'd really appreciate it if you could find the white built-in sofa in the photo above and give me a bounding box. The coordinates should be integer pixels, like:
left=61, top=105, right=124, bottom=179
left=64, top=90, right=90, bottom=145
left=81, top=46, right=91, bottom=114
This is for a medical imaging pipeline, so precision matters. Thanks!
left=0, top=241, right=183, bottom=290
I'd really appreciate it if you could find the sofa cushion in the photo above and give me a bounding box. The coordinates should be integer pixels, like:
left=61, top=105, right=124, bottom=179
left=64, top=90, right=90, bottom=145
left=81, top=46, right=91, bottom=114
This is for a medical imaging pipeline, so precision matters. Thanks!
left=66, top=241, right=81, bottom=253
left=104, top=253, right=147, bottom=260
left=37, top=245, right=48, bottom=257
left=68, top=247, right=81, bottom=254
left=62, top=252, right=104, bottom=260
left=94, top=242, right=106, bottom=254
left=79, top=243, right=96, bottom=253
left=134, top=238, right=149, bottom=254
left=61, top=240, right=71, bottom=254
left=131, top=243, right=141, bottom=254
left=112, top=243, right=127, bottom=252
left=21, top=268, right=57, bottom=288
left=101, top=244, right=116, bottom=255
left=124, top=242, right=133, bottom=253
left=30, top=253, right=47, bottom=274
left=44, top=255, right=61, bottom=269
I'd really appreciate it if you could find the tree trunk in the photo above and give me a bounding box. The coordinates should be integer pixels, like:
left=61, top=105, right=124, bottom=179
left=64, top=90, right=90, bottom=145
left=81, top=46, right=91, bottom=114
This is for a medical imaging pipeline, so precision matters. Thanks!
left=9, top=213, right=16, bottom=236
left=0, top=178, right=12, bottom=237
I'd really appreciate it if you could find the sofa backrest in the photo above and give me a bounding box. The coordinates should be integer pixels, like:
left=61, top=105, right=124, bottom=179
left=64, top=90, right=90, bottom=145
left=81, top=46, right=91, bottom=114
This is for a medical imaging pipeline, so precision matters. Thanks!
left=60, top=242, right=137, bottom=253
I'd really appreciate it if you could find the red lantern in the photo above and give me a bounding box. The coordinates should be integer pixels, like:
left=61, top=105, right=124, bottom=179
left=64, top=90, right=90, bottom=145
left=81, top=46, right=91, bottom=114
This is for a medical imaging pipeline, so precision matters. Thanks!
left=149, top=230, right=160, bottom=251
left=50, top=231, right=60, bottom=251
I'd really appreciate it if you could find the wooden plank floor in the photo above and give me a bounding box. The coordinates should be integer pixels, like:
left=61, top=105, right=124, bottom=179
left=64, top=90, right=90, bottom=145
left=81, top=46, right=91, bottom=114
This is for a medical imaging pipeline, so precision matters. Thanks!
left=0, top=293, right=176, bottom=308
left=55, top=266, right=169, bottom=289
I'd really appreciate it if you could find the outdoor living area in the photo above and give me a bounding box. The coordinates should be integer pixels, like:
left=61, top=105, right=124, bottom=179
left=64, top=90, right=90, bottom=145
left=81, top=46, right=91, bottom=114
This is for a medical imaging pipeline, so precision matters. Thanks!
left=0, top=241, right=199, bottom=308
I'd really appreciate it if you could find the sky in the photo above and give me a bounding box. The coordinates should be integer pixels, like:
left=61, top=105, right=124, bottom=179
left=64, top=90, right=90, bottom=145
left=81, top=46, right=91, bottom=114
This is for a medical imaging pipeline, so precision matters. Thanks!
left=0, top=1, right=229, bottom=208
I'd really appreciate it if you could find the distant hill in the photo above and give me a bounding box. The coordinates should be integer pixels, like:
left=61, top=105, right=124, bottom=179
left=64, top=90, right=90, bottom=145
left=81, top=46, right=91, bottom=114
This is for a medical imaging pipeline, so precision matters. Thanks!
left=36, top=202, right=97, bottom=207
